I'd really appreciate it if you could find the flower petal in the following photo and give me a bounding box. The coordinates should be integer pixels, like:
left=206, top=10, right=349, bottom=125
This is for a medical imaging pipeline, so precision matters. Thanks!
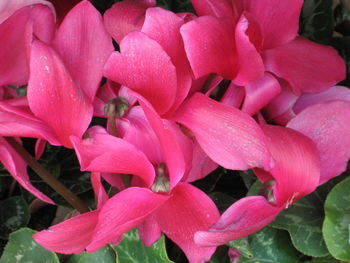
left=173, top=93, right=274, bottom=171
left=53, top=0, right=114, bottom=101
left=195, top=196, right=282, bottom=246
left=190, top=0, right=237, bottom=19
left=263, top=37, right=346, bottom=94
left=86, top=187, right=168, bottom=252
left=287, top=101, right=350, bottom=184
left=157, top=183, right=219, bottom=263
left=27, top=40, right=93, bottom=148
left=33, top=210, right=99, bottom=254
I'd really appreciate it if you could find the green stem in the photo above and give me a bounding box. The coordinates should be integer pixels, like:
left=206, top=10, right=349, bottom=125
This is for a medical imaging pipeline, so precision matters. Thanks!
left=4, top=137, right=90, bottom=213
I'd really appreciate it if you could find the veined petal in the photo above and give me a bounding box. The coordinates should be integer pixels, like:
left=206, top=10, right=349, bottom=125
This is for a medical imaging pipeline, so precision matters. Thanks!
left=104, top=0, right=155, bottom=44
left=0, top=137, right=54, bottom=204
left=86, top=187, right=168, bottom=252
left=255, top=125, right=320, bottom=207
left=27, top=41, right=93, bottom=148
left=195, top=196, right=282, bottom=246
left=287, top=101, right=350, bottom=184
left=33, top=210, right=99, bottom=254
left=53, top=0, right=114, bottom=101
left=71, top=132, right=155, bottom=187
left=104, top=32, right=177, bottom=115
left=173, top=93, right=274, bottom=171
left=263, top=37, right=346, bottom=94
left=180, top=16, right=238, bottom=79
left=157, top=183, right=219, bottom=263
left=242, top=0, right=303, bottom=49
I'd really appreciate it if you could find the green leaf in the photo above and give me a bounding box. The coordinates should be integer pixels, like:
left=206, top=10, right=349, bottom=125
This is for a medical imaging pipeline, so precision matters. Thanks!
left=113, top=228, right=174, bottom=263
left=0, top=196, right=30, bottom=239
left=66, top=245, right=118, bottom=263
left=310, top=255, right=343, bottom=263
left=227, top=237, right=253, bottom=259
left=323, top=177, right=350, bottom=261
left=0, top=228, right=59, bottom=263
left=299, top=0, right=334, bottom=41
left=240, top=228, right=302, bottom=263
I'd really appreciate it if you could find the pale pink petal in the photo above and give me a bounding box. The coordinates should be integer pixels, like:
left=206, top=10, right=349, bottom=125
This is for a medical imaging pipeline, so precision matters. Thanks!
left=91, top=172, right=108, bottom=209
left=242, top=73, right=281, bottom=116
left=53, top=0, right=114, bottom=101
left=0, top=4, right=55, bottom=86
left=254, top=125, right=320, bottom=207
left=86, top=187, right=168, bottom=252
left=28, top=41, right=93, bottom=148
left=180, top=16, right=238, bottom=79
left=287, top=101, right=350, bottom=184
left=104, top=31, right=177, bottom=115
left=33, top=210, right=99, bottom=254
left=173, top=93, right=274, bottom=171
left=195, top=196, right=282, bottom=246
left=71, top=132, right=155, bottom=187
left=157, top=183, right=219, bottom=263
left=233, top=13, right=264, bottom=85
left=103, top=0, right=155, bottom=44
left=138, top=214, right=162, bottom=246
left=294, top=86, right=350, bottom=114
left=0, top=137, right=54, bottom=204
left=243, top=0, right=303, bottom=49
left=263, top=37, right=346, bottom=94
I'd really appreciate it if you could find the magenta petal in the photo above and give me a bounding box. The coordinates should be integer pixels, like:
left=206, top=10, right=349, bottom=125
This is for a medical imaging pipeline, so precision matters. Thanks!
left=91, top=172, right=108, bottom=209
left=233, top=13, right=264, bottom=85
left=104, top=32, right=177, bottom=115
left=71, top=132, right=155, bottom=187
left=0, top=4, right=55, bottom=86
left=0, top=137, right=54, bottom=204
left=103, top=0, right=155, bottom=44
left=180, top=16, right=238, bottom=79
left=157, top=183, right=219, bottom=263
left=138, top=214, right=162, bottom=246
left=190, top=0, right=236, bottom=19
left=34, top=139, right=46, bottom=160
left=86, top=187, right=168, bottom=252
left=263, top=37, right=346, bottom=94
left=195, top=196, right=282, bottom=246
left=242, top=73, right=281, bottom=116
left=27, top=41, right=93, bottom=148
left=243, top=0, right=303, bottom=49
left=173, top=93, right=274, bottom=171
left=294, top=86, right=350, bottom=114
left=53, top=0, right=113, bottom=101
left=33, top=210, right=99, bottom=254
left=255, top=125, right=320, bottom=207
left=287, top=101, right=350, bottom=184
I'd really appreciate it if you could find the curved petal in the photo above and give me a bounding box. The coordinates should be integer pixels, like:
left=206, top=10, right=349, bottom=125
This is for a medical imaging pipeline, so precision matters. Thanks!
left=255, top=125, right=320, bottom=207
left=233, top=12, right=264, bottom=85
left=287, top=101, right=350, bottom=184
left=104, top=31, right=177, bottom=115
left=91, top=172, right=108, bottom=209
left=294, top=86, right=350, bottom=114
left=27, top=41, right=93, bottom=148
left=33, top=210, right=99, bottom=254
left=103, top=0, right=155, bottom=44
left=173, top=93, right=274, bottom=171
left=71, top=132, right=155, bottom=187
left=190, top=0, right=237, bottom=19
left=53, top=0, right=114, bottom=101
left=194, top=196, right=282, bottom=246
left=138, top=214, right=162, bottom=246
left=180, top=16, right=238, bottom=79
left=0, top=137, right=54, bottom=204
left=263, top=37, right=346, bottom=94
left=243, top=0, right=303, bottom=49
left=86, top=187, right=169, bottom=252
left=242, top=73, right=281, bottom=116
left=157, top=183, right=220, bottom=263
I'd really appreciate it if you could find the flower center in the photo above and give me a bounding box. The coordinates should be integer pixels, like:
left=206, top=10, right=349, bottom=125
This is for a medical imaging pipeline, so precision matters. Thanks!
left=151, top=163, right=170, bottom=193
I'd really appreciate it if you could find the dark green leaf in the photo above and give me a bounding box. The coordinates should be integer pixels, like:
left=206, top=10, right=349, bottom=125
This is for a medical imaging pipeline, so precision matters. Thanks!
left=0, top=197, right=30, bottom=239
left=323, top=177, right=350, bottom=261
left=227, top=237, right=253, bottom=259
left=113, top=228, right=174, bottom=263
left=310, top=255, right=343, bottom=263
left=0, top=228, right=59, bottom=263
left=66, top=245, right=118, bottom=263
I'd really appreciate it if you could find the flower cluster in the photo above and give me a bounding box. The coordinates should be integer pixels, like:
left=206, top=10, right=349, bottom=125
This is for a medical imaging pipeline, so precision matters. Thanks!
left=0, top=0, right=349, bottom=262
